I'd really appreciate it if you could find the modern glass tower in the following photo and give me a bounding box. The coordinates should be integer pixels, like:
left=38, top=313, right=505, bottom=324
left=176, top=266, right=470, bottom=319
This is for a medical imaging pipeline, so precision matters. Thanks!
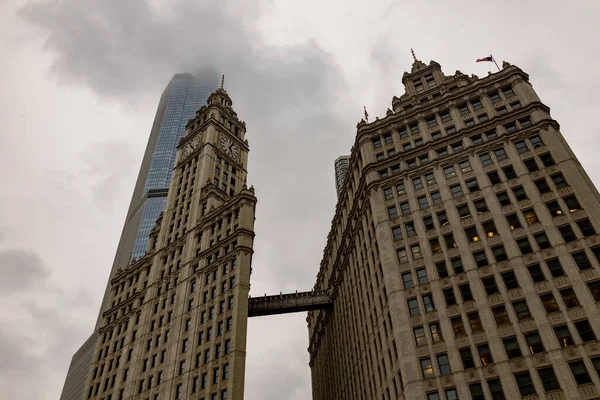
left=59, top=73, right=215, bottom=400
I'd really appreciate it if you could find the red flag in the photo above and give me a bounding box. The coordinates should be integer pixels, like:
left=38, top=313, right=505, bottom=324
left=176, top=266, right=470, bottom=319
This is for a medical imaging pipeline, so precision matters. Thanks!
left=476, top=56, right=494, bottom=63
left=364, top=106, right=369, bottom=122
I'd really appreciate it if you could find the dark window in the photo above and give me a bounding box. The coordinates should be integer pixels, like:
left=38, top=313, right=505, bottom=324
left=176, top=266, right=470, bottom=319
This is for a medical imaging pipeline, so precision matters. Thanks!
left=384, top=134, right=393, bottom=144
left=569, top=361, right=592, bottom=385
left=464, top=226, right=480, bottom=242
left=466, top=178, right=479, bottom=192
left=441, top=111, right=451, bottom=122
left=563, top=195, right=582, bottom=212
left=487, top=378, right=505, bottom=400
left=487, top=171, right=501, bottom=185
left=435, top=261, right=448, bottom=278
left=430, top=322, right=443, bottom=342
left=399, top=127, right=408, bottom=138
left=478, top=343, right=494, bottom=365
left=472, top=134, right=483, bottom=145
left=534, top=232, right=551, bottom=249
left=503, top=87, right=515, bottom=97
left=446, top=125, right=457, bottom=134
left=501, top=271, right=519, bottom=289
left=402, top=272, right=413, bottom=288
left=512, top=185, right=527, bottom=201
left=468, top=312, right=484, bottom=333
left=516, top=237, right=533, bottom=255
left=560, top=288, right=580, bottom=308
left=523, top=158, right=539, bottom=172
left=411, top=124, right=420, bottom=134
left=520, top=118, right=533, bottom=127
left=486, top=129, right=498, bottom=139
left=479, top=153, right=493, bottom=166
left=444, top=165, right=456, bottom=178
left=489, top=93, right=501, bottom=102
left=574, top=320, right=597, bottom=342
left=538, top=367, right=561, bottom=392
left=473, top=251, right=489, bottom=268
left=559, top=225, right=577, bottom=242
left=437, top=211, right=449, bottom=226
left=418, top=196, right=429, bottom=209
left=376, top=152, right=384, bottom=161
left=514, top=140, right=528, bottom=153
left=414, top=326, right=426, bottom=346
left=546, top=258, right=565, bottom=278
left=427, top=393, right=439, bottom=400
left=492, top=245, right=507, bottom=262
left=420, top=358, right=434, bottom=378
left=471, top=100, right=483, bottom=110
left=503, top=337, right=522, bottom=359
left=430, top=191, right=442, bottom=204
left=437, top=353, right=451, bottom=375
left=577, top=219, right=596, bottom=237
left=483, top=276, right=499, bottom=295
left=457, top=283, right=474, bottom=302
left=555, top=324, right=574, bottom=347
left=452, top=257, right=464, bottom=274
left=430, top=238, right=441, bottom=253
left=551, top=173, right=568, bottom=189
left=427, top=117, right=437, bottom=127
left=525, top=331, right=545, bottom=354
left=457, top=204, right=471, bottom=218
left=425, top=172, right=436, bottom=185
left=383, top=187, right=393, bottom=200
left=540, top=292, right=560, bottom=313
left=513, top=300, right=531, bottom=320
left=469, top=383, right=485, bottom=400
left=502, top=166, right=517, bottom=180
left=474, top=199, right=489, bottom=213
left=546, top=200, right=563, bottom=217
left=400, top=202, right=411, bottom=215
left=590, top=280, right=600, bottom=301
left=417, top=268, right=428, bottom=284
left=496, top=191, right=511, bottom=206
left=523, top=208, right=539, bottom=225
left=388, top=206, right=398, bottom=219
left=392, top=226, right=403, bottom=241
left=422, top=293, right=435, bottom=312
left=514, top=372, right=536, bottom=396
left=460, top=347, right=475, bottom=369
left=445, top=388, right=459, bottom=400
left=465, top=119, right=475, bottom=127
left=459, top=159, right=472, bottom=172
left=572, top=251, right=592, bottom=271
left=459, top=104, right=469, bottom=115
left=534, top=178, right=551, bottom=194
left=492, top=305, right=510, bottom=325
left=530, top=135, right=544, bottom=147
left=540, top=152, right=555, bottom=167
left=408, top=298, right=419, bottom=316
left=423, top=216, right=435, bottom=230
left=505, top=123, right=517, bottom=133
left=443, top=288, right=457, bottom=306
left=527, top=263, right=546, bottom=282
left=506, top=213, right=522, bottom=230
left=451, top=316, right=466, bottom=336
left=510, top=101, right=522, bottom=109
left=452, top=141, right=463, bottom=152
left=450, top=184, right=463, bottom=198
left=373, top=138, right=382, bottom=148
left=405, top=222, right=416, bottom=236
left=413, top=177, right=424, bottom=190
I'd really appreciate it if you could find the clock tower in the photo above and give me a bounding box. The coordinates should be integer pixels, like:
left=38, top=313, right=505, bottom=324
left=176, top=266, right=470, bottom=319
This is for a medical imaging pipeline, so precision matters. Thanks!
left=85, top=82, right=256, bottom=400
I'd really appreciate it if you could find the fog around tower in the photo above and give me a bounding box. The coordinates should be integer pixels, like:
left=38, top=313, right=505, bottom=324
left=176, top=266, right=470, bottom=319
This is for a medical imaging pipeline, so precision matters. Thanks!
left=1, top=0, right=600, bottom=399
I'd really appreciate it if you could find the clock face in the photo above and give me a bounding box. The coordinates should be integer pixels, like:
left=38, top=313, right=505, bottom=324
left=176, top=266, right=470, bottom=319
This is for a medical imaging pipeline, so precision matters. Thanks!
left=183, top=135, right=200, bottom=157
left=220, top=136, right=239, bottom=158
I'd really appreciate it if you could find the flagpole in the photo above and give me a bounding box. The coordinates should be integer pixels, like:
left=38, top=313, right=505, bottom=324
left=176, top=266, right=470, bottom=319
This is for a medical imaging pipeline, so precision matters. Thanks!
left=491, top=54, right=501, bottom=71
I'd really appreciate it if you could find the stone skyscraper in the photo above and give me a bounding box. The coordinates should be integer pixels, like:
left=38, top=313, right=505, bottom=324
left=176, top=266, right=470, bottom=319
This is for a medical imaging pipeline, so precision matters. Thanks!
left=60, top=74, right=215, bottom=400
left=84, top=84, right=256, bottom=400
left=334, top=155, right=351, bottom=199
left=309, top=57, right=600, bottom=399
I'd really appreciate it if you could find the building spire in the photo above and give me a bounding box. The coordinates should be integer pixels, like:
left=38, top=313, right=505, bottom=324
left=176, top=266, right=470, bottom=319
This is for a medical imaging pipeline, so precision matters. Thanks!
left=411, top=48, right=417, bottom=62
left=221, top=74, right=225, bottom=90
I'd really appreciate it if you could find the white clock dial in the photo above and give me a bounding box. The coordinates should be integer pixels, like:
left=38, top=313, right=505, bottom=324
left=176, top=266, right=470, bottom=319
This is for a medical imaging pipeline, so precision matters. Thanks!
left=191, top=136, right=200, bottom=148
left=220, top=136, right=238, bottom=158
left=183, top=143, right=193, bottom=157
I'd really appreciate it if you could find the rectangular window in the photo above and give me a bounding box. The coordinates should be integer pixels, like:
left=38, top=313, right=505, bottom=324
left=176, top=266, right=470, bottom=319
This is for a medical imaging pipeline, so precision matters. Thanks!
left=405, top=222, right=416, bottom=236
left=577, top=219, right=596, bottom=237
left=510, top=101, right=522, bottom=109
left=376, top=152, right=384, bottom=161
left=443, top=165, right=456, bottom=178
left=424, top=172, right=436, bottom=185
left=464, top=226, right=480, bottom=242
left=478, top=114, right=489, bottom=123
left=416, top=268, right=428, bottom=284
left=427, top=117, right=437, bottom=127
left=574, top=320, right=597, bottom=342
left=520, top=117, right=532, bottom=127
left=468, top=312, right=484, bottom=333
left=505, top=123, right=517, bottom=133
left=471, top=100, right=483, bottom=110
left=430, top=191, right=442, bottom=205
left=452, top=258, right=465, bottom=274
left=384, top=134, right=393, bottom=144
left=538, top=367, right=560, bottom=392
left=569, top=360, right=592, bottom=385
left=502, top=165, right=517, bottom=180
left=479, top=153, right=493, bottom=166
left=443, top=288, right=457, bottom=306
left=551, top=173, right=568, bottom=189
left=501, top=271, right=519, bottom=290
left=459, top=159, right=472, bottom=173
left=527, top=263, right=546, bottom=283
left=494, top=147, right=508, bottom=160
left=451, top=316, right=466, bottom=336
left=496, top=106, right=507, bottom=115
left=402, top=272, right=413, bottom=289
left=437, top=211, right=448, bottom=226
left=503, top=337, right=522, bottom=359
left=373, top=138, right=382, bottom=148
left=411, top=244, right=421, bottom=259
left=396, top=182, right=406, bottom=195
left=411, top=124, right=420, bottom=134
left=399, top=127, right=408, bottom=138
left=513, top=300, right=531, bottom=320
left=525, top=331, right=545, bottom=354
left=397, top=248, right=408, bottom=263
left=420, top=358, right=434, bottom=378
left=514, top=140, right=528, bottom=153
left=441, top=111, right=451, bottom=122
left=460, top=347, right=475, bottom=369
left=413, top=177, right=423, bottom=190
left=540, top=292, right=560, bottom=313
left=546, top=200, right=563, bottom=217
left=474, top=199, right=488, bottom=213
left=487, top=171, right=501, bottom=185
left=444, top=233, right=457, bottom=249
left=423, top=216, right=435, bottom=230
left=559, top=225, right=577, bottom=242
left=516, top=237, right=533, bottom=255
left=546, top=258, right=565, bottom=277
left=530, top=135, right=544, bottom=148
left=492, top=245, right=507, bottom=262
left=422, top=293, right=435, bottom=312
left=523, top=158, right=539, bottom=172
left=430, top=322, right=443, bottom=342
left=560, top=287, right=580, bottom=308
left=534, top=232, right=551, bottom=249
left=478, top=343, right=494, bottom=365
left=430, top=238, right=442, bottom=253
left=514, top=372, right=536, bottom=396
left=435, top=261, right=448, bottom=278
left=523, top=208, right=539, bottom=225
left=473, top=251, right=489, bottom=268
left=563, top=195, right=582, bottom=212
left=408, top=298, right=420, bottom=316
left=540, top=152, right=555, bottom=167
left=437, top=353, right=451, bottom=375
left=469, top=383, right=485, bottom=400
left=487, top=378, right=505, bottom=400
left=392, top=226, right=402, bottom=241
left=506, top=213, right=522, bottom=230
left=573, top=251, right=592, bottom=271
left=459, top=104, right=469, bottom=115
left=492, top=305, right=509, bottom=325
left=414, top=326, right=426, bottom=346
left=483, top=276, right=499, bottom=295
left=457, top=204, right=471, bottom=218
left=418, top=196, right=429, bottom=209
left=388, top=206, right=398, bottom=219
left=589, top=280, right=600, bottom=301
left=400, top=202, right=411, bottom=215
left=465, top=118, right=475, bottom=127
left=466, top=178, right=479, bottom=192
left=446, top=125, right=457, bottom=134
left=512, top=185, right=527, bottom=201
left=496, top=191, right=511, bottom=206
left=450, top=184, right=463, bottom=198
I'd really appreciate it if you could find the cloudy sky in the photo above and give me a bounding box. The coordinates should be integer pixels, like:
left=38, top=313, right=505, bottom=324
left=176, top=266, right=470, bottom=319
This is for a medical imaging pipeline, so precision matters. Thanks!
left=1, top=0, right=600, bottom=399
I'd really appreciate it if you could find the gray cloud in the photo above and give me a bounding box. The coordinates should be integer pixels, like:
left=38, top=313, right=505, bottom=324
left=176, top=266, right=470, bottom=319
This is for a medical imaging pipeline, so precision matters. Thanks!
left=0, top=249, right=48, bottom=292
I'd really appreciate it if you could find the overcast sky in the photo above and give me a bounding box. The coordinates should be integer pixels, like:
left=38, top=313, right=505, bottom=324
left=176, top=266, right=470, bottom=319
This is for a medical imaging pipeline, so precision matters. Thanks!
left=1, top=0, right=600, bottom=399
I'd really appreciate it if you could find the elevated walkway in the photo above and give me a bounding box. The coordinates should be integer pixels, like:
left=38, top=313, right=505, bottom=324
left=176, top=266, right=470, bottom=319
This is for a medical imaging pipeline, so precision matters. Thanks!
left=248, top=289, right=332, bottom=317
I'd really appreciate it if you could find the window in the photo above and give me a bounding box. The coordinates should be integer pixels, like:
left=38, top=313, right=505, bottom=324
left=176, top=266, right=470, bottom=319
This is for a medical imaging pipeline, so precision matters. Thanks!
left=514, top=140, right=528, bottom=153
left=423, top=216, right=435, bottom=230
left=435, top=261, right=448, bottom=278
left=554, top=324, right=574, bottom=347
left=502, top=165, right=517, bottom=180
left=478, top=114, right=489, bottom=123
left=487, top=171, right=501, bottom=185
left=420, top=358, right=434, bottom=378
left=559, top=225, right=577, bottom=242
left=473, top=251, right=489, bottom=268
left=415, top=82, right=424, bottom=94
left=445, top=388, right=459, bottom=400
left=444, top=165, right=456, bottom=178
left=441, top=111, right=451, bottom=122
left=496, top=106, right=507, bottom=115
left=408, top=298, right=420, bottom=316
left=486, top=129, right=498, bottom=139
left=427, top=393, right=439, bottom=400
left=512, top=186, right=527, bottom=201
left=415, top=139, right=424, bottom=147
left=492, top=305, right=509, bottom=325
left=563, top=195, right=582, bottom=212
left=414, top=326, right=426, bottom=346
left=474, top=199, right=488, bottom=213
left=502, top=87, right=515, bottom=97
left=422, top=294, right=435, bottom=312
left=400, top=202, right=411, bottom=215
left=399, top=127, right=408, bottom=138
left=411, top=124, right=420, bottom=134
left=427, top=117, right=437, bottom=127
left=437, top=211, right=449, bottom=226
left=373, top=138, right=382, bottom=148
left=430, top=322, right=443, bottom=342
left=529, top=135, right=544, bottom=148
left=446, top=125, right=457, bottom=134
left=423, top=172, right=436, bottom=185
left=540, top=293, right=560, bottom=313
left=466, top=178, right=479, bottom=192
left=444, top=233, right=457, bottom=249
left=465, top=118, right=475, bottom=127
left=503, top=337, right=522, bottom=359
left=505, top=123, right=517, bottom=133
left=418, top=196, right=429, bottom=209
left=384, top=134, right=393, bottom=144
left=411, top=244, right=422, bottom=258
left=437, top=353, right=451, bottom=375
left=405, top=222, right=416, bottom=236
left=487, top=378, right=505, bottom=400
left=413, top=177, right=423, bottom=190
left=397, top=248, right=408, bottom=263
left=534, top=232, right=551, bottom=249
left=560, top=288, right=580, bottom=308
left=506, top=213, right=522, bottom=230
left=392, top=226, right=402, bottom=241
left=516, top=237, right=533, bottom=255
left=525, top=331, right=545, bottom=354
left=431, top=191, right=442, bottom=204
left=501, top=271, right=519, bottom=289
left=483, top=276, right=499, bottom=295
left=489, top=92, right=501, bottom=102
left=520, top=117, right=532, bottom=127
left=496, top=191, right=511, bottom=206
left=471, top=100, right=483, bottom=110
left=459, top=159, right=472, bottom=172
left=478, top=343, right=494, bottom=365
left=534, top=178, right=551, bottom=194
left=589, top=280, right=600, bottom=301
left=523, top=208, right=539, bottom=225
left=430, top=238, right=442, bottom=253
left=513, top=300, right=531, bottom=320
left=569, top=361, right=592, bottom=385
left=468, top=312, right=484, bottom=333
left=387, top=206, right=398, bottom=219
left=450, top=184, right=463, bottom=198
left=523, top=158, right=539, bottom=172
left=479, top=153, right=493, bottom=166
left=574, top=320, right=597, bottom=342
left=465, top=226, right=480, bottom=242
left=577, top=219, right=596, bottom=237
left=538, top=367, right=560, bottom=392
left=540, top=152, right=555, bottom=167
left=514, top=372, right=536, bottom=396
left=451, top=316, right=466, bottom=336
left=459, top=104, right=469, bottom=115
left=460, top=347, right=475, bottom=369
left=402, top=272, right=413, bottom=289
left=551, top=173, right=568, bottom=189
left=510, top=100, right=521, bottom=109
left=416, top=268, right=428, bottom=284
left=469, top=383, right=485, bottom=400
left=546, top=258, right=565, bottom=277
left=494, top=147, right=507, bottom=160
left=527, top=263, right=546, bottom=282
left=546, top=200, right=563, bottom=217
left=457, top=204, right=471, bottom=218
left=443, top=288, right=457, bottom=306
left=452, top=258, right=465, bottom=274
left=572, top=251, right=592, bottom=271
left=388, top=148, right=396, bottom=156
left=396, top=182, right=406, bottom=195
left=379, top=169, right=389, bottom=179
left=492, top=245, right=507, bottom=262
left=376, top=152, right=384, bottom=161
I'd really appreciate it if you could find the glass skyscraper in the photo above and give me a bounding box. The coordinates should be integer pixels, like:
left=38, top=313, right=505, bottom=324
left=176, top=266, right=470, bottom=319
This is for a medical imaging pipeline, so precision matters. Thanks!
left=59, top=73, right=215, bottom=400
